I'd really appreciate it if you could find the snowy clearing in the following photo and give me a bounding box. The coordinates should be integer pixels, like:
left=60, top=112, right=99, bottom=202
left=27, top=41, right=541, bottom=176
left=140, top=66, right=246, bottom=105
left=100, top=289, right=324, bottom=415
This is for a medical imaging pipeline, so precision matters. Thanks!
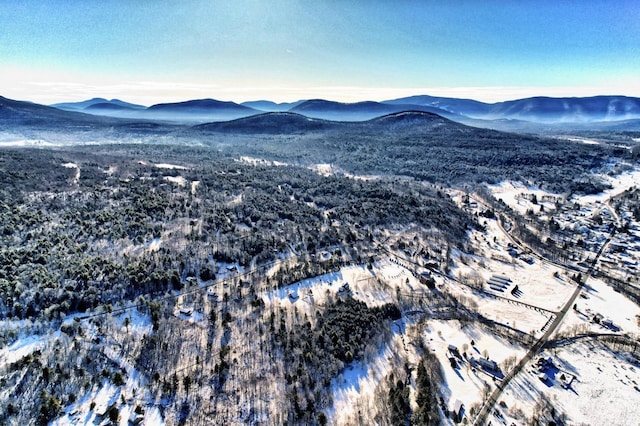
left=501, top=341, right=640, bottom=426
left=423, top=320, right=528, bottom=421
left=163, top=175, right=187, bottom=186
left=153, top=163, right=188, bottom=170
left=0, top=333, right=54, bottom=365
left=556, top=275, right=640, bottom=337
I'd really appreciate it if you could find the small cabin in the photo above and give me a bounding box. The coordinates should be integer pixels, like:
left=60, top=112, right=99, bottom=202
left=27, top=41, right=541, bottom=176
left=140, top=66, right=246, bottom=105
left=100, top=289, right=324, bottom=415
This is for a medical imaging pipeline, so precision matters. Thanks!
left=179, top=307, right=193, bottom=316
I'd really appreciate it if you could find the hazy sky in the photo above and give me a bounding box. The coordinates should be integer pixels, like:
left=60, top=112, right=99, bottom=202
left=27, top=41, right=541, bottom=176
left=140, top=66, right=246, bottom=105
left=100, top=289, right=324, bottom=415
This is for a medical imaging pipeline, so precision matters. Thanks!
left=1, top=0, right=639, bottom=105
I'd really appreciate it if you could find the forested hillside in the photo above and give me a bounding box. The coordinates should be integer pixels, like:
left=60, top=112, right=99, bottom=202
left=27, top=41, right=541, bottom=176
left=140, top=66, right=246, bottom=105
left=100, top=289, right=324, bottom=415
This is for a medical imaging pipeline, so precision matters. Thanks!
left=0, top=145, right=470, bottom=323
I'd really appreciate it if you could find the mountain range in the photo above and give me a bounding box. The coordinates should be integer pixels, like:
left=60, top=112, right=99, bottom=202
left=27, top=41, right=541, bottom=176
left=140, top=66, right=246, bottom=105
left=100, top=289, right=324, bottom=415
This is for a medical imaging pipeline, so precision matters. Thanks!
left=385, top=95, right=640, bottom=122
left=43, top=94, right=640, bottom=131
left=2, top=94, right=640, bottom=135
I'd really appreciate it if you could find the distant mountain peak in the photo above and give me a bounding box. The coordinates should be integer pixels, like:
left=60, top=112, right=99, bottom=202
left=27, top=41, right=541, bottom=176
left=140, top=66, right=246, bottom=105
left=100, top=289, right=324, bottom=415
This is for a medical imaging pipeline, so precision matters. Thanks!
left=147, top=98, right=255, bottom=111
left=51, top=98, right=145, bottom=112
left=193, top=111, right=339, bottom=134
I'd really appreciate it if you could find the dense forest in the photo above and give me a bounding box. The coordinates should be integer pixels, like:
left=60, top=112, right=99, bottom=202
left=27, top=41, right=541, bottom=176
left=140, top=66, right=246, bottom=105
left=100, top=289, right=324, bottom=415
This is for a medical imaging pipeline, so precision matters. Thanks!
left=0, top=144, right=471, bottom=323
left=189, top=112, right=624, bottom=194
left=0, top=143, right=476, bottom=424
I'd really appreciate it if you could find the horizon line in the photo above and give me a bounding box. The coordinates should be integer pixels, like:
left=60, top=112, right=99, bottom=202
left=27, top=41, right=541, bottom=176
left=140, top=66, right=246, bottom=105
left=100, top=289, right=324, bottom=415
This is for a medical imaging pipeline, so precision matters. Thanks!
left=5, top=90, right=639, bottom=109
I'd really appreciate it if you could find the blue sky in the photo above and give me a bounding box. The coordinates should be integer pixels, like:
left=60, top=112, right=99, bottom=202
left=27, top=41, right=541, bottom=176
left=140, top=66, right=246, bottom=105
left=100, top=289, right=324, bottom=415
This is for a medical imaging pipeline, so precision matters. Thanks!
left=1, top=0, right=638, bottom=104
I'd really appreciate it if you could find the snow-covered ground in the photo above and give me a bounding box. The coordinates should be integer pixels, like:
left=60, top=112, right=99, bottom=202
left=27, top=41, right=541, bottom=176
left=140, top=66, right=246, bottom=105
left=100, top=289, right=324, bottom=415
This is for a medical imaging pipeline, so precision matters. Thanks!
left=54, top=308, right=160, bottom=426
left=487, top=166, right=640, bottom=215
left=0, top=332, right=56, bottom=365
left=501, top=341, right=640, bottom=425
left=452, top=249, right=574, bottom=314
left=309, top=163, right=334, bottom=176
left=488, top=181, right=562, bottom=216
left=563, top=136, right=601, bottom=145
left=0, top=138, right=57, bottom=147
left=191, top=180, right=200, bottom=195
left=423, top=320, right=527, bottom=422
left=238, top=156, right=288, bottom=167
left=153, top=163, right=188, bottom=170
left=445, top=168, right=640, bottom=423
left=576, top=167, right=640, bottom=204
left=328, top=335, right=405, bottom=425
left=556, top=275, right=640, bottom=337
left=61, top=162, right=80, bottom=183
left=163, top=175, right=187, bottom=186
left=264, top=263, right=425, bottom=315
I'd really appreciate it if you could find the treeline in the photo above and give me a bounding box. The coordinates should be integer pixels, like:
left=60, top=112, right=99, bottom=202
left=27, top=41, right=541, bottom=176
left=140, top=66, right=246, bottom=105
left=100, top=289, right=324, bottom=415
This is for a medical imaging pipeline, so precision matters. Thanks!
left=273, top=296, right=400, bottom=423
left=269, top=256, right=343, bottom=288
left=194, top=120, right=619, bottom=193
left=386, top=353, right=442, bottom=425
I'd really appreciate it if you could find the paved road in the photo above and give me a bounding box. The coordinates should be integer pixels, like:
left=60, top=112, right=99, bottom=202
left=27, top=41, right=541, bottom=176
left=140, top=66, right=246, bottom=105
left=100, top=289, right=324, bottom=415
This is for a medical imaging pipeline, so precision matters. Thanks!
left=472, top=227, right=616, bottom=426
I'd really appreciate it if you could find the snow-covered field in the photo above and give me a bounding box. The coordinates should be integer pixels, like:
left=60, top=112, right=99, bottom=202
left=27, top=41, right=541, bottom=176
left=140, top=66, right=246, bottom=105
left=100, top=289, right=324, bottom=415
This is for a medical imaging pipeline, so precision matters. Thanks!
left=556, top=275, right=640, bottom=337
left=0, top=138, right=57, bottom=147
left=163, top=175, right=187, bottom=186
left=576, top=167, right=640, bottom=204
left=423, top=320, right=528, bottom=420
left=153, top=163, right=188, bottom=170
left=488, top=181, right=562, bottom=216
left=263, top=263, right=415, bottom=317
left=501, top=341, right=640, bottom=426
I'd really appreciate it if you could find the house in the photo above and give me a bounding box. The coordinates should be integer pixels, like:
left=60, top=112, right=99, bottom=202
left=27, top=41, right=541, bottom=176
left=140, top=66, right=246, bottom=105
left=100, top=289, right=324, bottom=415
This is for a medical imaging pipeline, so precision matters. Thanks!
left=179, top=307, right=193, bottom=316
left=560, top=373, right=575, bottom=389
left=477, top=358, right=499, bottom=372
left=448, top=344, right=459, bottom=355
left=601, top=318, right=617, bottom=330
